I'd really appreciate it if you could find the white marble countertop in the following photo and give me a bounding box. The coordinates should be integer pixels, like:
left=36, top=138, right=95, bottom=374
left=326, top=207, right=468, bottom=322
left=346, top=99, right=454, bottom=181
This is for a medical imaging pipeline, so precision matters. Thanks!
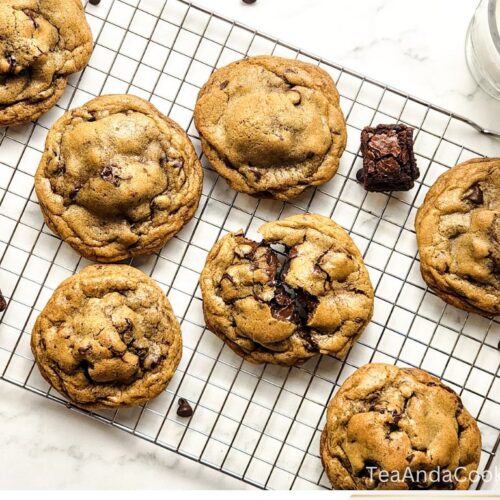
left=1, top=0, right=499, bottom=490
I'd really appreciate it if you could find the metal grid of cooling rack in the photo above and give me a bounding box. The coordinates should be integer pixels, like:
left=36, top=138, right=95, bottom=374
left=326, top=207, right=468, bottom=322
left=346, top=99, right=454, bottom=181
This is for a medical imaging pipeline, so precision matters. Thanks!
left=0, top=0, right=499, bottom=490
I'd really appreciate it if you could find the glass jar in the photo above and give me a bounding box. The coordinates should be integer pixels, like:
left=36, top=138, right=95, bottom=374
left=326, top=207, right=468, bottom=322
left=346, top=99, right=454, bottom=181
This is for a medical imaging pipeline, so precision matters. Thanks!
left=466, top=0, right=500, bottom=99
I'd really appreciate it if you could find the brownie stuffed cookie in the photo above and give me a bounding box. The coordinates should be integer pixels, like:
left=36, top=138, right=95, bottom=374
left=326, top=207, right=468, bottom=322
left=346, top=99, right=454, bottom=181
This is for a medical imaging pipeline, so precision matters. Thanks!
left=200, top=214, right=374, bottom=365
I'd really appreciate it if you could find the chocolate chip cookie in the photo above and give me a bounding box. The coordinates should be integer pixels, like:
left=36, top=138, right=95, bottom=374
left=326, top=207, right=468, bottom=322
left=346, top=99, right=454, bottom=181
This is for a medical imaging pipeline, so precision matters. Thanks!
left=200, top=214, right=373, bottom=365
left=0, top=0, right=93, bottom=127
left=194, top=56, right=347, bottom=201
left=320, top=363, right=482, bottom=490
left=31, top=264, right=182, bottom=410
left=416, top=158, right=499, bottom=316
left=35, top=94, right=203, bottom=262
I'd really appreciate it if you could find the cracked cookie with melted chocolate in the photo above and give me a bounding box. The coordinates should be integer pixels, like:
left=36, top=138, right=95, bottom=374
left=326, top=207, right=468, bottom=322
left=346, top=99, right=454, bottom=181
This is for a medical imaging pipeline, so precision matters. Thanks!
left=31, top=264, right=182, bottom=409
left=194, top=56, right=347, bottom=201
left=35, top=94, right=203, bottom=262
left=320, top=363, right=481, bottom=490
left=200, top=214, right=374, bottom=365
left=358, top=124, right=419, bottom=192
left=416, top=158, right=499, bottom=316
left=0, top=0, right=93, bottom=127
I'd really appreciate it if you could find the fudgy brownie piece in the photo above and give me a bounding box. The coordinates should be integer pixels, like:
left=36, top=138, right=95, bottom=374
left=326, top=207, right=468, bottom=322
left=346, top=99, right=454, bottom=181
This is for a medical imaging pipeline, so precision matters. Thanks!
left=357, top=124, right=419, bottom=192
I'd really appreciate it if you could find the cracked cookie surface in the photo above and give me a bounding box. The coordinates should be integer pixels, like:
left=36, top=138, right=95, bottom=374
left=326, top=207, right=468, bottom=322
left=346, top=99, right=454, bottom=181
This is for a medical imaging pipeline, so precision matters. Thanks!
left=35, top=94, right=203, bottom=262
left=320, top=363, right=481, bottom=490
left=31, top=264, right=182, bottom=410
left=0, top=0, right=93, bottom=126
left=194, top=56, right=347, bottom=201
left=200, top=214, right=373, bottom=365
left=416, top=158, right=499, bottom=316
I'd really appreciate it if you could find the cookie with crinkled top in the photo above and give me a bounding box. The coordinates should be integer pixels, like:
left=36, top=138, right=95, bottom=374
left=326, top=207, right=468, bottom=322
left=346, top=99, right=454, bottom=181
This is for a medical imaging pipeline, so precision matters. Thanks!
left=35, top=94, right=203, bottom=263
left=320, top=363, right=481, bottom=490
left=31, top=264, right=182, bottom=410
left=416, top=158, right=499, bottom=316
left=0, top=0, right=93, bottom=126
left=200, top=213, right=373, bottom=365
left=194, top=56, right=347, bottom=200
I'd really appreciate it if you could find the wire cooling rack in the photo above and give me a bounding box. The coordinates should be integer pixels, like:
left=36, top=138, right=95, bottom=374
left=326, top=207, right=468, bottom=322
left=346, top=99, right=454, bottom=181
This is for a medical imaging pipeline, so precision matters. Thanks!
left=0, top=0, right=499, bottom=490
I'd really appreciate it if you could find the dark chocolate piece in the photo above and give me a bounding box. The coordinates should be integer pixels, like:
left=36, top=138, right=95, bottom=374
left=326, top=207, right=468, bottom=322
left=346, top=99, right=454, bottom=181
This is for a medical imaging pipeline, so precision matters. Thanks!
left=358, top=124, right=419, bottom=192
left=177, top=398, right=193, bottom=417
left=0, top=289, right=6, bottom=312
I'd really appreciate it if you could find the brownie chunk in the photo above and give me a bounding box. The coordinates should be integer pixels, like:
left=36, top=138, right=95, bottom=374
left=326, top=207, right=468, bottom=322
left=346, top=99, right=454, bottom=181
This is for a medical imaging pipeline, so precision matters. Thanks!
left=357, top=124, right=419, bottom=192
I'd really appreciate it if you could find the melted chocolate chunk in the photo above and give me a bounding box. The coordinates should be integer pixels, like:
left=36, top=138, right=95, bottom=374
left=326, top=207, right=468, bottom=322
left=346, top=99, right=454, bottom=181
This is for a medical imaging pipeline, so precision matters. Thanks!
left=464, top=183, right=484, bottom=204
left=169, top=157, right=184, bottom=169
left=100, top=165, right=117, bottom=184
left=5, top=53, right=16, bottom=73
left=69, top=186, right=80, bottom=199
left=357, top=459, right=380, bottom=478
left=358, top=124, right=419, bottom=192
left=78, top=345, right=92, bottom=355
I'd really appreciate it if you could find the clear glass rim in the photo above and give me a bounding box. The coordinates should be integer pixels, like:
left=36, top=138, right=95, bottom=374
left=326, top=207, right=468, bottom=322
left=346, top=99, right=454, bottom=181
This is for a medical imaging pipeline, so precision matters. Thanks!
left=489, top=0, right=500, bottom=52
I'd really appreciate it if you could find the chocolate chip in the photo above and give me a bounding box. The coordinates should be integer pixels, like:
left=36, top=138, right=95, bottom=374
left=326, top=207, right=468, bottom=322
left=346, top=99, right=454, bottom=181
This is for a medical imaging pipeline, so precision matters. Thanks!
left=5, top=53, right=16, bottom=73
left=89, top=0, right=101, bottom=5
left=148, top=353, right=165, bottom=369
left=357, top=459, right=379, bottom=478
left=69, top=187, right=80, bottom=199
left=356, top=168, right=364, bottom=182
left=0, top=290, right=7, bottom=312
left=464, top=183, right=484, bottom=204
left=219, top=80, right=229, bottom=90
left=168, top=157, right=184, bottom=169
left=101, top=165, right=115, bottom=183
left=406, top=453, right=415, bottom=462
left=78, top=346, right=92, bottom=355
left=242, top=0, right=257, bottom=4
left=177, top=398, right=193, bottom=417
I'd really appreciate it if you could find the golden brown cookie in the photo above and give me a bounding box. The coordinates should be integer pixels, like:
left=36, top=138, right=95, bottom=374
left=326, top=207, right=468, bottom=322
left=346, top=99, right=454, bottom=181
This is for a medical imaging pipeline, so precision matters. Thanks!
left=31, top=264, right=182, bottom=410
left=200, top=214, right=373, bottom=365
left=0, top=0, right=93, bottom=127
left=320, top=363, right=482, bottom=490
left=416, top=158, right=499, bottom=316
left=35, top=94, right=203, bottom=263
left=194, top=56, right=346, bottom=200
